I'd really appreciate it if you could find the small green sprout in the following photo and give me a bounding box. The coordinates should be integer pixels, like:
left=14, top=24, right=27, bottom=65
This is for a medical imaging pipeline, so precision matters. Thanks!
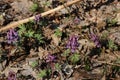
left=101, top=32, right=109, bottom=39
left=108, top=40, right=118, bottom=51
left=38, top=69, right=51, bottom=78
left=38, top=70, right=47, bottom=78
left=18, top=24, right=26, bottom=37
left=61, top=49, right=70, bottom=57
left=54, top=29, right=62, bottom=37
left=30, top=3, right=39, bottom=12
left=34, top=34, right=44, bottom=43
left=30, top=61, right=38, bottom=68
left=84, top=58, right=91, bottom=71
left=85, top=63, right=91, bottom=71
left=106, top=19, right=117, bottom=27
left=43, top=1, right=51, bottom=7
left=25, top=30, right=34, bottom=37
left=69, top=53, right=80, bottom=64
left=55, top=63, right=61, bottom=71
left=112, top=58, right=120, bottom=74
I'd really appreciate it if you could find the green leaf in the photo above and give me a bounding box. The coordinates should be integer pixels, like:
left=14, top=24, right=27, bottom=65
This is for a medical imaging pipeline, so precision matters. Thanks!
left=38, top=70, right=47, bottom=78
left=43, top=1, right=51, bottom=7
left=108, top=40, right=118, bottom=51
left=69, top=53, right=80, bottom=64
left=85, top=64, right=91, bottom=71
left=18, top=24, right=26, bottom=37
left=34, top=34, right=44, bottom=43
left=55, top=63, right=61, bottom=70
left=25, top=30, right=34, bottom=37
left=106, top=19, right=117, bottom=26
left=19, top=24, right=26, bottom=31
left=54, top=29, right=62, bottom=37
left=101, top=32, right=109, bottom=39
left=62, top=49, right=70, bottom=57
left=30, top=3, right=39, bottom=12
left=30, top=61, right=38, bottom=68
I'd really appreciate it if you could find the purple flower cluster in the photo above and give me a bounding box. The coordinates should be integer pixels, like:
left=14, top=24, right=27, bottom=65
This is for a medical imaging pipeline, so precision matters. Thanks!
left=7, top=29, right=18, bottom=44
left=66, top=35, right=79, bottom=53
left=46, top=54, right=56, bottom=63
left=8, top=71, right=16, bottom=80
left=34, top=14, right=41, bottom=23
left=90, top=33, right=101, bottom=48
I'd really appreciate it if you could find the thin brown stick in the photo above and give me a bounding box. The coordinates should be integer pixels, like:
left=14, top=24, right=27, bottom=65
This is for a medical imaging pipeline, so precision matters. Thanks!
left=0, top=0, right=81, bottom=32
left=95, top=60, right=120, bottom=67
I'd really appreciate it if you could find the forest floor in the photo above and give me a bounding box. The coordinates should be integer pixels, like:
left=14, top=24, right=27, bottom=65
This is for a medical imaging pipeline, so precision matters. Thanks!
left=0, top=0, right=120, bottom=80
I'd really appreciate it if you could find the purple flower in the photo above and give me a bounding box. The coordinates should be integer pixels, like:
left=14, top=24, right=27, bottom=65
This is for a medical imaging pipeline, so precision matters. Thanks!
left=66, top=35, right=79, bottom=53
left=8, top=71, right=16, bottom=80
left=7, top=29, right=18, bottom=44
left=74, top=17, right=80, bottom=25
left=90, top=33, right=101, bottom=48
left=46, top=54, right=56, bottom=63
left=34, top=14, right=41, bottom=23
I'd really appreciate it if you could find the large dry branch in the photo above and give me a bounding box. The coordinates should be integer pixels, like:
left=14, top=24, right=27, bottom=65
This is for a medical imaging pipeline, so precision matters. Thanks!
left=0, top=0, right=81, bottom=32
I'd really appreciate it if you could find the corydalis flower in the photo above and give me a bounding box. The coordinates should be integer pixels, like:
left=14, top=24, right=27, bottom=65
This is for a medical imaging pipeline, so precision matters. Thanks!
left=7, top=29, right=18, bottom=44
left=66, top=35, right=79, bottom=53
left=90, top=33, right=101, bottom=48
left=46, top=54, right=56, bottom=63
left=34, top=14, right=41, bottom=23
left=74, top=17, right=80, bottom=25
left=8, top=71, right=16, bottom=80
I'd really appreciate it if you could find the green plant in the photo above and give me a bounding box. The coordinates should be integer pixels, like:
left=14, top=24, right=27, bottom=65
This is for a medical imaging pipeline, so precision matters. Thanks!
left=25, top=30, right=34, bottom=37
left=112, top=58, right=120, bottom=74
left=34, top=34, right=44, bottom=43
left=30, top=61, right=38, bottom=68
left=55, top=63, right=61, bottom=70
left=18, top=24, right=34, bottom=38
left=43, top=1, right=51, bottom=7
left=61, top=49, right=70, bottom=57
left=38, top=70, right=47, bottom=78
left=30, top=3, right=39, bottom=12
left=84, top=58, right=91, bottom=71
left=85, top=63, right=91, bottom=71
left=108, top=40, right=118, bottom=51
left=101, top=32, right=109, bottom=39
left=54, top=29, right=62, bottom=37
left=38, top=69, right=51, bottom=78
left=69, top=53, right=80, bottom=64
left=106, top=19, right=117, bottom=27
left=18, top=24, right=26, bottom=37
left=18, top=23, right=44, bottom=44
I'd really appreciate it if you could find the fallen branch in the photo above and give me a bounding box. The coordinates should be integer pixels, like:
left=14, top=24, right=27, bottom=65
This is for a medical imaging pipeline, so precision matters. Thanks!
left=0, top=0, right=81, bottom=32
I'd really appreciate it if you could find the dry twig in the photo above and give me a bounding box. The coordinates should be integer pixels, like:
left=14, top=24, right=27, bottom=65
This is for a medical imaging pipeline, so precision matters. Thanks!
left=95, top=60, right=120, bottom=67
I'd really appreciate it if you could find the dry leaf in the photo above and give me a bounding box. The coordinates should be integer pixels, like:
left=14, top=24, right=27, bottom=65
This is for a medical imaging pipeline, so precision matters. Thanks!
left=115, top=13, right=120, bottom=25
left=22, top=63, right=37, bottom=78
left=11, top=0, right=33, bottom=14
left=79, top=39, right=95, bottom=47
left=51, top=34, right=61, bottom=46
left=101, top=75, right=106, bottom=80
left=38, top=47, right=48, bottom=59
